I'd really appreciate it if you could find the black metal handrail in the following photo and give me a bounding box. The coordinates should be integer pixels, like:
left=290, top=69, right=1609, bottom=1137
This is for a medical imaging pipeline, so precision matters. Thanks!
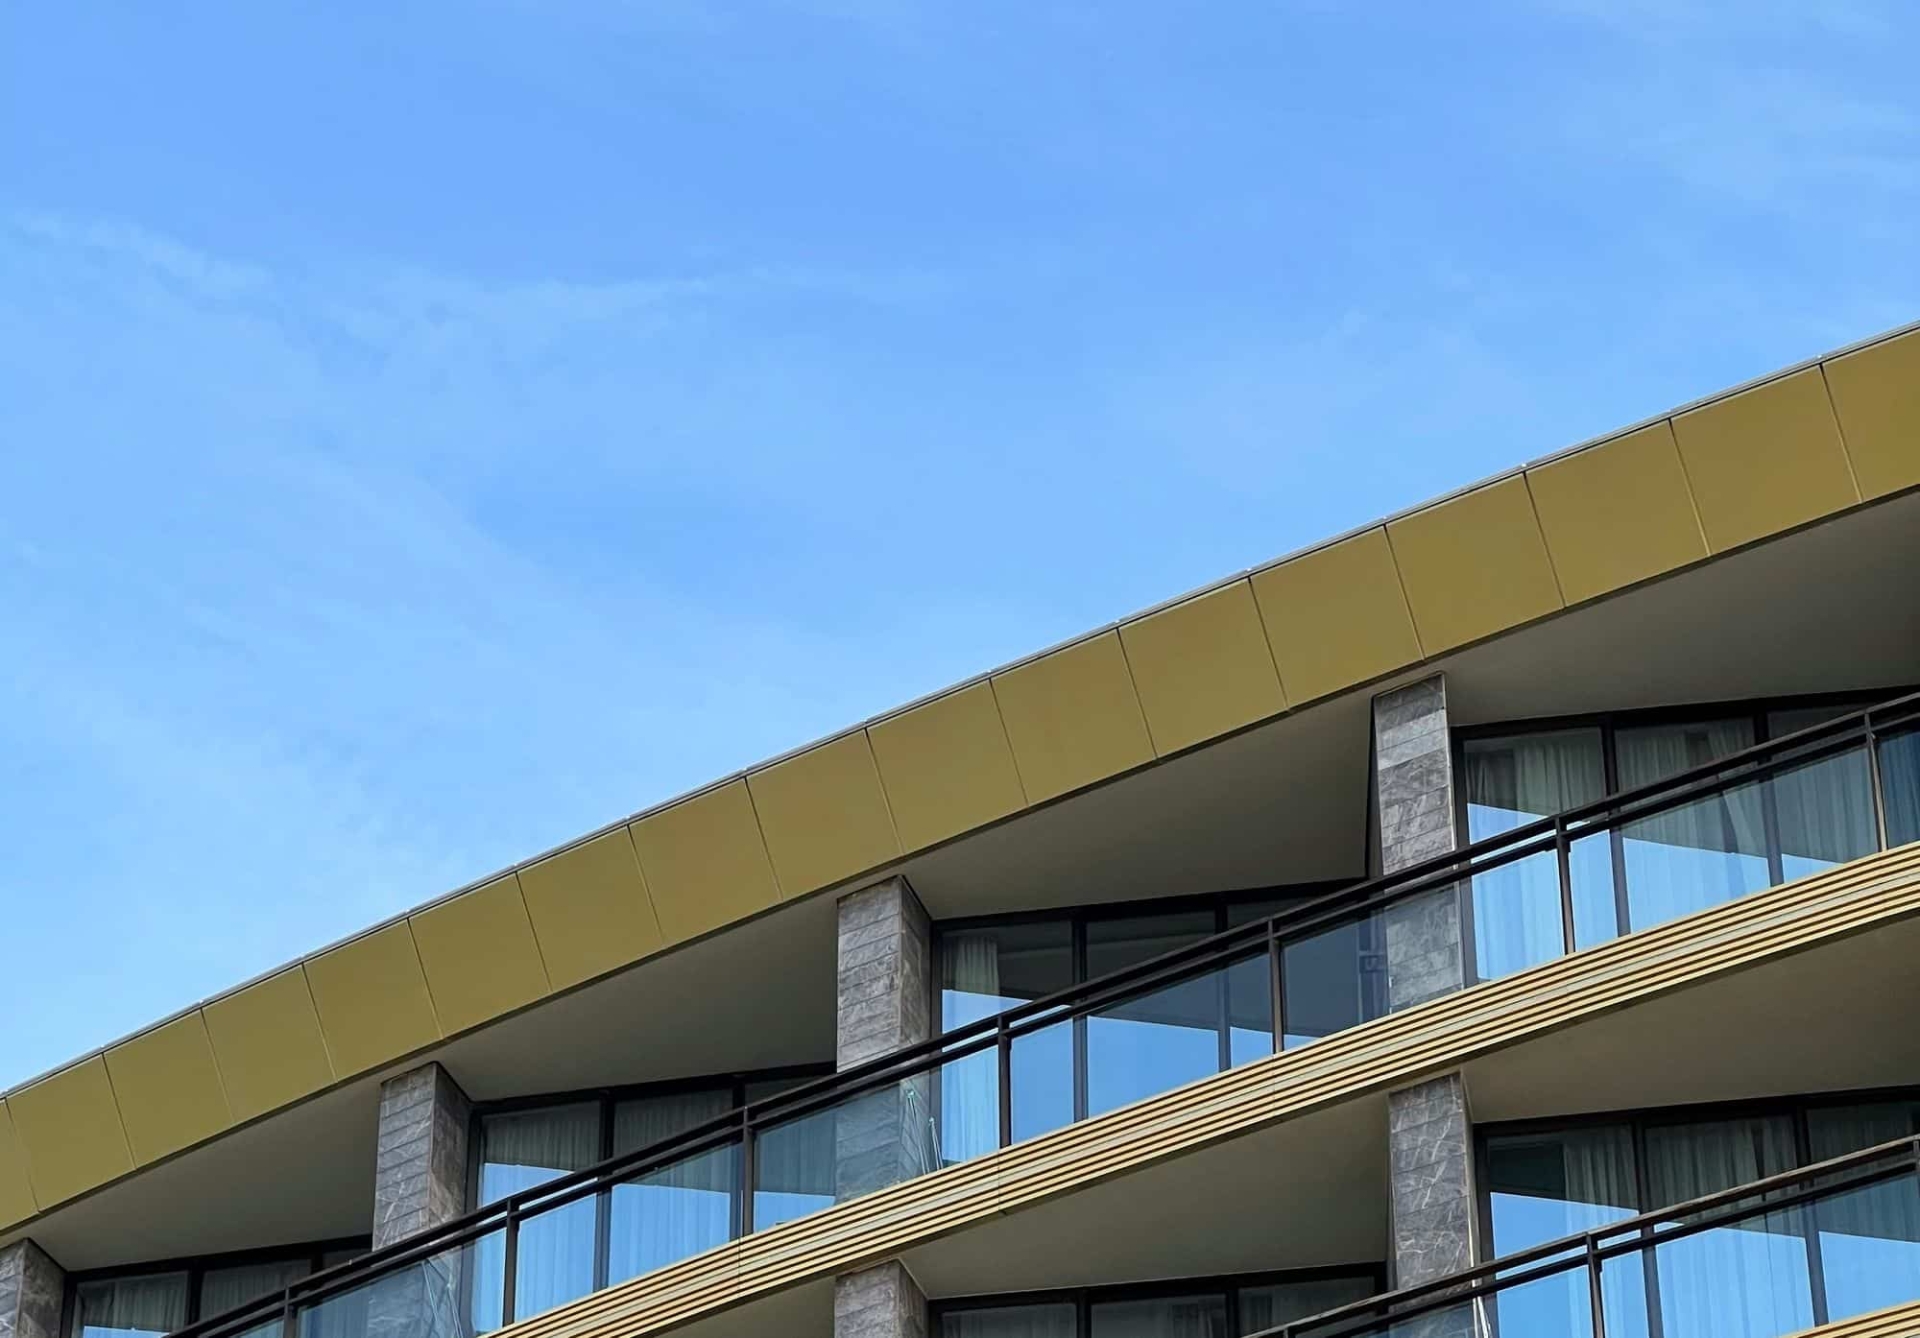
left=171, top=689, right=1920, bottom=1338
left=1258, top=1134, right=1920, bottom=1338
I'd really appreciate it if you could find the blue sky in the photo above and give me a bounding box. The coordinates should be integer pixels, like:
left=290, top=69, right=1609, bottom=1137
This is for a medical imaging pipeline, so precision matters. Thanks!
left=1, top=1, right=1915, bottom=1090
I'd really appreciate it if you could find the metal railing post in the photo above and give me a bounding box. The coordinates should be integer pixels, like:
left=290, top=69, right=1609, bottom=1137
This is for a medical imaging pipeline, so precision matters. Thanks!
left=1867, top=719, right=1892, bottom=851
left=500, top=1208, right=520, bottom=1326
left=997, top=1021, right=1013, bottom=1149
left=1586, top=1236, right=1607, bottom=1338
left=738, top=1108, right=756, bottom=1235
left=1556, top=814, right=1576, bottom=956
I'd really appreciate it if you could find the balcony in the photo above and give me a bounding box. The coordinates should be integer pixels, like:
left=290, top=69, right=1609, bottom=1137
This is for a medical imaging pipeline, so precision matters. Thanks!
left=1258, top=1133, right=1920, bottom=1338
left=169, top=693, right=1920, bottom=1338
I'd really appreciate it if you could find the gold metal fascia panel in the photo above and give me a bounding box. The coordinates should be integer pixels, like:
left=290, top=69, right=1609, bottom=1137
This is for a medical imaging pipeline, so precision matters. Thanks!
left=1386, top=475, right=1565, bottom=656
left=630, top=781, right=782, bottom=946
left=1527, top=421, right=1709, bottom=606
left=409, top=874, right=552, bottom=1037
left=202, top=967, right=336, bottom=1125
left=991, top=632, right=1155, bottom=805
left=746, top=731, right=900, bottom=898
left=1118, top=580, right=1287, bottom=757
left=304, top=922, right=443, bottom=1079
left=494, top=843, right=1920, bottom=1338
left=1250, top=527, right=1424, bottom=706
left=517, top=828, right=664, bottom=994
left=1671, top=366, right=1860, bottom=554
left=0, top=1099, right=37, bottom=1228
left=103, top=1012, right=234, bottom=1167
left=6, top=1056, right=133, bottom=1210
left=867, top=683, right=1026, bottom=854
left=1823, top=330, right=1920, bottom=502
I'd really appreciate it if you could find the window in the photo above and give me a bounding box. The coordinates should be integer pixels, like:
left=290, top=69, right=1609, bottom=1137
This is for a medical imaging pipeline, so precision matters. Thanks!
left=934, top=886, right=1350, bottom=1164
left=932, top=1270, right=1382, bottom=1338
left=1480, top=1091, right=1920, bottom=1337
left=1459, top=693, right=1901, bottom=983
left=468, top=1067, right=829, bottom=1328
left=67, top=1243, right=368, bottom=1338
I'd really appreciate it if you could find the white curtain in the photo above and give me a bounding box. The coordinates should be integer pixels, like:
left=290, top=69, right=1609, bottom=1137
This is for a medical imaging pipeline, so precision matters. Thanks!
left=199, top=1262, right=310, bottom=1325
left=1090, top=1295, right=1228, bottom=1337
left=472, top=1104, right=601, bottom=1328
left=1616, top=721, right=1769, bottom=931
left=941, top=1303, right=1078, bottom=1338
left=940, top=931, right=1005, bottom=1165
left=1644, top=1117, right=1812, bottom=1338
left=749, top=1102, right=837, bottom=1229
left=1879, top=729, right=1920, bottom=848
left=1805, top=1103, right=1920, bottom=1320
left=1238, top=1278, right=1376, bottom=1333
left=1463, top=730, right=1606, bottom=978
left=607, top=1089, right=737, bottom=1283
left=1484, top=1126, right=1641, bottom=1338
left=73, top=1276, right=190, bottom=1338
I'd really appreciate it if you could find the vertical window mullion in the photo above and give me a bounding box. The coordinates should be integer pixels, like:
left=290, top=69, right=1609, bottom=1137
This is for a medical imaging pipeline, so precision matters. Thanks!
left=1072, top=915, right=1088, bottom=1124
left=593, top=1096, right=612, bottom=1293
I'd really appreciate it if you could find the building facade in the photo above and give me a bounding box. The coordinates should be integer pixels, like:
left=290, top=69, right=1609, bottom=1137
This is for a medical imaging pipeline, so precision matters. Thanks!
left=4, top=323, right=1920, bottom=1338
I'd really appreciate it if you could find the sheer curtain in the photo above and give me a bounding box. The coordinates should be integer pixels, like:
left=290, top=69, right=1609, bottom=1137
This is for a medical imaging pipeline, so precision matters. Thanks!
left=1806, top=1103, right=1920, bottom=1320
left=473, top=1104, right=601, bottom=1328
left=1880, top=729, right=1920, bottom=848
left=199, top=1261, right=311, bottom=1324
left=72, top=1276, right=191, bottom=1338
left=1090, top=1294, right=1228, bottom=1337
left=1643, top=1117, right=1811, bottom=1338
left=1463, top=730, right=1606, bottom=978
left=1238, top=1278, right=1376, bottom=1333
left=940, top=1303, right=1078, bottom=1338
left=1765, top=709, right=1879, bottom=879
left=1484, top=1126, right=1642, bottom=1338
left=1616, top=721, right=1768, bottom=931
left=607, top=1088, right=737, bottom=1284
left=941, top=930, right=1005, bottom=1165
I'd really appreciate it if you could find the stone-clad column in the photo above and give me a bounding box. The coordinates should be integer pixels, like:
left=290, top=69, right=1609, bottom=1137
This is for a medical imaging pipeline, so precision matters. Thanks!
left=0, top=1241, right=63, bottom=1338
left=835, top=1261, right=927, bottom=1338
left=835, top=879, right=934, bottom=1202
left=1388, top=1073, right=1477, bottom=1288
left=373, top=1061, right=472, bottom=1246
left=1373, top=676, right=1477, bottom=1295
left=1373, top=675, right=1465, bottom=1010
left=367, top=1062, right=472, bottom=1338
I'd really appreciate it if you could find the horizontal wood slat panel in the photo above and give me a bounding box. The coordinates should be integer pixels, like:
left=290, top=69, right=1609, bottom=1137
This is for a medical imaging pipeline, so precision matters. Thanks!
left=500, top=842, right=1920, bottom=1338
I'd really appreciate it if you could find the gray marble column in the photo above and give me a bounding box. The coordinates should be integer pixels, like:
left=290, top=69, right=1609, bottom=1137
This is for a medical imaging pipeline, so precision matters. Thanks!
left=1374, top=678, right=1478, bottom=1299
left=1373, top=675, right=1465, bottom=1011
left=1388, top=1073, right=1477, bottom=1288
left=0, top=1241, right=63, bottom=1338
left=368, top=1062, right=471, bottom=1338
left=835, top=879, right=935, bottom=1202
left=835, top=1260, right=926, bottom=1338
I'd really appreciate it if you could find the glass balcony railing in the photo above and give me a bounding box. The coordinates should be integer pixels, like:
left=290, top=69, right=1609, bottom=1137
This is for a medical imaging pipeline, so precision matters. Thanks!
left=170, top=692, right=1920, bottom=1338
left=1255, top=1135, right=1920, bottom=1338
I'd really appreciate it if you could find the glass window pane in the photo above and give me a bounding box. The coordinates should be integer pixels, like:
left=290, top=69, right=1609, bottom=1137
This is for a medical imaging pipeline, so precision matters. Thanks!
left=1237, top=1276, right=1378, bottom=1332
left=1227, top=952, right=1274, bottom=1066
left=1770, top=745, right=1877, bottom=880
left=1616, top=719, right=1768, bottom=932
left=1644, top=1116, right=1811, bottom=1338
left=72, top=1276, right=190, bottom=1338
left=1881, top=728, right=1920, bottom=849
left=940, top=1303, right=1077, bottom=1338
left=200, top=1261, right=311, bottom=1323
left=1090, top=1292, right=1228, bottom=1337
left=475, top=1103, right=601, bottom=1323
left=1464, top=730, right=1607, bottom=978
left=304, top=1239, right=477, bottom=1338
left=609, top=1088, right=736, bottom=1281
left=1009, top=1015, right=1074, bottom=1143
left=1281, top=913, right=1385, bottom=1049
left=942, top=921, right=1073, bottom=1158
left=751, top=1103, right=836, bottom=1229
left=1085, top=914, right=1220, bottom=1118
left=1806, top=1103, right=1920, bottom=1320
left=1485, top=1127, right=1642, bottom=1338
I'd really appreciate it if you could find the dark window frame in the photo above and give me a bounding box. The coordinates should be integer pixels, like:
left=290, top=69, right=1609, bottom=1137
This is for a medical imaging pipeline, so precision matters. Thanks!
left=62, top=1237, right=370, bottom=1338
left=1451, top=685, right=1914, bottom=985
left=1473, top=1083, right=1920, bottom=1333
left=466, top=1063, right=832, bottom=1310
left=928, top=1263, right=1388, bottom=1337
